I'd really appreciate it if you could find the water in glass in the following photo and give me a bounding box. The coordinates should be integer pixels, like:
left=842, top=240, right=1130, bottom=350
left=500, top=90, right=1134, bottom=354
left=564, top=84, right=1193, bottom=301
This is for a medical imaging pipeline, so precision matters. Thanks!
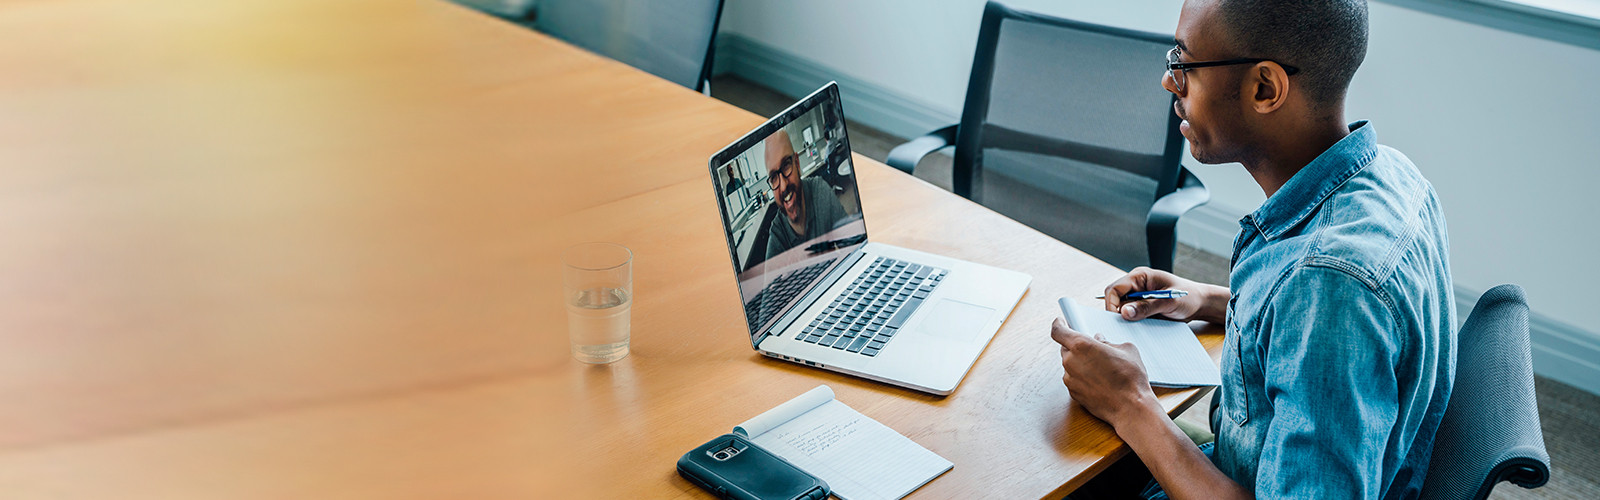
left=567, top=286, right=631, bottom=363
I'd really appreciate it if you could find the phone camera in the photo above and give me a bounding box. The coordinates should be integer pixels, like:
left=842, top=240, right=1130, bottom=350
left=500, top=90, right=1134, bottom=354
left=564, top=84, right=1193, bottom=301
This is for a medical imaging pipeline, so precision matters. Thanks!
left=709, top=444, right=742, bottom=461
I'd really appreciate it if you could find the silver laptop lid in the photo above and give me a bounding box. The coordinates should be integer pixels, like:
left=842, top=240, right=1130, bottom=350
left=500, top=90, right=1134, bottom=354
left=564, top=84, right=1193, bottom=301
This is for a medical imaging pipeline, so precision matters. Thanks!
left=707, top=83, right=867, bottom=347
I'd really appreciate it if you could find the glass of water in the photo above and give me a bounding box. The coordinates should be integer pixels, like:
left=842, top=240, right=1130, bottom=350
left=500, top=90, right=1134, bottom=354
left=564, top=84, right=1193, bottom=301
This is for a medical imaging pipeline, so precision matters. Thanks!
left=563, top=242, right=633, bottom=364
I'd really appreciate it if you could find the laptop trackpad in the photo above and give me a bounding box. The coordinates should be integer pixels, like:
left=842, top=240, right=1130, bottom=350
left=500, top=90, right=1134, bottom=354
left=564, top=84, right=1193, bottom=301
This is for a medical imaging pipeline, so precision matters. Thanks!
left=917, top=299, right=994, bottom=342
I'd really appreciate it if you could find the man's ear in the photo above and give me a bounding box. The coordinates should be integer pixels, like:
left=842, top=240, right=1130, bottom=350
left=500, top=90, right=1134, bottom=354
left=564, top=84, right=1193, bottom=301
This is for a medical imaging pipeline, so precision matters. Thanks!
left=1248, top=62, right=1290, bottom=115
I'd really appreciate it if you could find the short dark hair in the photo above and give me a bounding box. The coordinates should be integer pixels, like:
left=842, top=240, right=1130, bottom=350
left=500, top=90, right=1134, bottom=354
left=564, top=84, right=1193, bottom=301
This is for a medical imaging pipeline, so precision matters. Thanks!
left=1216, top=0, right=1368, bottom=108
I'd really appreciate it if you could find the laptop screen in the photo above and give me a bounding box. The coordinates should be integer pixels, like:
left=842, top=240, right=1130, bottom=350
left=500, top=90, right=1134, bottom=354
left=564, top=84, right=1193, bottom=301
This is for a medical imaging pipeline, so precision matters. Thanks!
left=709, top=84, right=867, bottom=342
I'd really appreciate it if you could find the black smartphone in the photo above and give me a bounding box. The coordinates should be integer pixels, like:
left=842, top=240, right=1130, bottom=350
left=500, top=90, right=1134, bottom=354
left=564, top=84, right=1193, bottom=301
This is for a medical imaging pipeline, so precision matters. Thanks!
left=677, top=433, right=829, bottom=500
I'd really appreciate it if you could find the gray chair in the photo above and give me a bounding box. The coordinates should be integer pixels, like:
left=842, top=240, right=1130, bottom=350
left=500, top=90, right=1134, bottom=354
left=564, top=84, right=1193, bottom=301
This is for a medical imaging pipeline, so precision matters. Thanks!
left=1204, top=284, right=1553, bottom=497
left=886, top=1, right=1206, bottom=272
left=1420, top=284, right=1551, bottom=499
left=533, top=0, right=724, bottom=93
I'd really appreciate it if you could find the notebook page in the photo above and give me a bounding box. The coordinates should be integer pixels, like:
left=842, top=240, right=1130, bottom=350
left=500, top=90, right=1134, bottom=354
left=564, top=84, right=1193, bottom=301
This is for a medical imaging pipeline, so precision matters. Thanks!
left=1059, top=298, right=1221, bottom=387
left=746, top=397, right=952, bottom=500
left=735, top=385, right=836, bottom=438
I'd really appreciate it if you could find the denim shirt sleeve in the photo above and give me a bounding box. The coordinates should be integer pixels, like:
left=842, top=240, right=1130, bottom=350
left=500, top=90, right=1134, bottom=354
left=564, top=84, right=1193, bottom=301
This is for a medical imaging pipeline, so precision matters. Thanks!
left=1255, top=264, right=1400, bottom=498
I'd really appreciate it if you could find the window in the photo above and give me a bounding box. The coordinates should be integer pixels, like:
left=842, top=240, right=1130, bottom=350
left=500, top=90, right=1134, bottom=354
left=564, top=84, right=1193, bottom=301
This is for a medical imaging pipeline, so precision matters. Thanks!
left=1474, top=0, right=1600, bottom=26
left=1380, top=0, right=1600, bottom=51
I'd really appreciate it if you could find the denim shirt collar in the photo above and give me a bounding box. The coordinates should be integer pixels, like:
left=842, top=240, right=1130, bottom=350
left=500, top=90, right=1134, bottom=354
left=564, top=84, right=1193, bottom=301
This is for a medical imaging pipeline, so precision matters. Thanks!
left=1244, top=121, right=1378, bottom=241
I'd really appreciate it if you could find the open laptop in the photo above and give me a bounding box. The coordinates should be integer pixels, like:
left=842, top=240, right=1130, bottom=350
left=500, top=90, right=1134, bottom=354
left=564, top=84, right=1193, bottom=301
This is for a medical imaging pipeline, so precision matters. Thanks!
left=708, top=82, right=1031, bottom=395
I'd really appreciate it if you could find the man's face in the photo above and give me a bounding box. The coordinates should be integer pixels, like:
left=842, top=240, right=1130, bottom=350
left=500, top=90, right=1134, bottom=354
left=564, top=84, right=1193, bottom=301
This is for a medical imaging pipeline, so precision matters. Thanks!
left=1165, top=0, right=1252, bottom=164
left=764, top=131, right=805, bottom=225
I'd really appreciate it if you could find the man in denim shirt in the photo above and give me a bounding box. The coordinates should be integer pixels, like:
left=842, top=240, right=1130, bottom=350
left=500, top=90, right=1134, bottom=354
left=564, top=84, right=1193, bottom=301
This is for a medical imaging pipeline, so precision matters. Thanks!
left=1052, top=0, right=1455, bottom=498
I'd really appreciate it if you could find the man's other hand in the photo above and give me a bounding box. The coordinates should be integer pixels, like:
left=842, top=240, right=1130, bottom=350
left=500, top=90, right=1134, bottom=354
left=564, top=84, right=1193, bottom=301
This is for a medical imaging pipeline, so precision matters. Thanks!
left=1104, top=267, right=1229, bottom=324
left=1051, top=318, right=1160, bottom=426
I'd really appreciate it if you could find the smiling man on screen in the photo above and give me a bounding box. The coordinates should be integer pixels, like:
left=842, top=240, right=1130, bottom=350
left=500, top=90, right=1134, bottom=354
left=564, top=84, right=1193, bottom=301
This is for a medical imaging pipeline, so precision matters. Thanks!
left=1052, top=1, right=1456, bottom=499
left=764, top=130, right=848, bottom=259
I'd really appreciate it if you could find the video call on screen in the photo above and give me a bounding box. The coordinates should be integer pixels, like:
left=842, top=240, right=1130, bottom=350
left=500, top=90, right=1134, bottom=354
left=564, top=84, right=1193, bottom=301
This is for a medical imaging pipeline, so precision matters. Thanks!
left=715, top=100, right=864, bottom=275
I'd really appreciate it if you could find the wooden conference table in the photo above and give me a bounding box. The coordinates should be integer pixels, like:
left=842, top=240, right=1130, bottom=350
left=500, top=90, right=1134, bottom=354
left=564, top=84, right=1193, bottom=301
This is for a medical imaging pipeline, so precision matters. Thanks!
left=0, top=0, right=1222, bottom=497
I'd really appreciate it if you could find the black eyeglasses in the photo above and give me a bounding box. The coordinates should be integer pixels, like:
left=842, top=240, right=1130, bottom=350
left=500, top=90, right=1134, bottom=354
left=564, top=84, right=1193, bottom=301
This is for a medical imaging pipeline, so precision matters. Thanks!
left=767, top=154, right=799, bottom=189
left=1166, top=46, right=1299, bottom=92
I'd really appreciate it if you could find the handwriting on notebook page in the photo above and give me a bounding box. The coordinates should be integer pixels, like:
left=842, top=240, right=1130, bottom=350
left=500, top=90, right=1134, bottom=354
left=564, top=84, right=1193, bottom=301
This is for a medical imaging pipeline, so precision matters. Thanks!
left=778, top=416, right=863, bottom=456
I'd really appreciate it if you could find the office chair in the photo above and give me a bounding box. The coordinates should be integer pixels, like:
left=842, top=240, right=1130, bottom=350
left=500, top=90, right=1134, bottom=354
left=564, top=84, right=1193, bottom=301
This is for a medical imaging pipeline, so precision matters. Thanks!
left=886, top=1, right=1206, bottom=272
left=534, top=0, right=724, bottom=93
left=1420, top=284, right=1550, bottom=499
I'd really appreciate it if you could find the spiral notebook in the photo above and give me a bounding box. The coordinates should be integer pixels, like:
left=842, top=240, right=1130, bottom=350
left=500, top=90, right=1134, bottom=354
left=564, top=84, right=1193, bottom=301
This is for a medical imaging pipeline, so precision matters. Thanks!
left=733, top=385, right=952, bottom=500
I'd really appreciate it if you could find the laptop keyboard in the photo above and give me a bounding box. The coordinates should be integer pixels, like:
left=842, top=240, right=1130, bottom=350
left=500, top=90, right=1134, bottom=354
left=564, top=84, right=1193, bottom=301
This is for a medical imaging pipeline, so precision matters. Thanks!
left=744, top=258, right=837, bottom=329
left=796, top=257, right=947, bottom=357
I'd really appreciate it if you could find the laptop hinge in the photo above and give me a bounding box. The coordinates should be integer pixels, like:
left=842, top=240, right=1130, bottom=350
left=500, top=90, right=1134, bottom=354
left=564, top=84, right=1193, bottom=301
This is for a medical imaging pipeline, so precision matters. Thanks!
left=758, top=247, right=867, bottom=346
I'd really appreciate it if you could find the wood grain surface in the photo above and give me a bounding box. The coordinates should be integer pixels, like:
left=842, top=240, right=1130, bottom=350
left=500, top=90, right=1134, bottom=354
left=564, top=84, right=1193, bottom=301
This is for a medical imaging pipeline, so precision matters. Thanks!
left=0, top=0, right=1222, bottom=498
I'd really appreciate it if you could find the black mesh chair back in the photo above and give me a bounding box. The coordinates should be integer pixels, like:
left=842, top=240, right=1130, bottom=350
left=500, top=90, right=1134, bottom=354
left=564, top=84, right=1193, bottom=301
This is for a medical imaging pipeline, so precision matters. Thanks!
left=535, top=0, right=724, bottom=92
left=954, top=2, right=1191, bottom=271
left=1420, top=284, right=1550, bottom=499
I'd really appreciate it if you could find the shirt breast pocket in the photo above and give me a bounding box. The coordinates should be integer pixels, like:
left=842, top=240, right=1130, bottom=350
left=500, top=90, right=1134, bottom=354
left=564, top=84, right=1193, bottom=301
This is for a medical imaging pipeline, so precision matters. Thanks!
left=1222, top=294, right=1250, bottom=426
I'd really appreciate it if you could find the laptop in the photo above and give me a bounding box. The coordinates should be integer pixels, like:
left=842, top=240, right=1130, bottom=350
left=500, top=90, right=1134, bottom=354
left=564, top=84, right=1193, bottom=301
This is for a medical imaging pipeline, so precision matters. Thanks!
left=708, top=82, right=1031, bottom=395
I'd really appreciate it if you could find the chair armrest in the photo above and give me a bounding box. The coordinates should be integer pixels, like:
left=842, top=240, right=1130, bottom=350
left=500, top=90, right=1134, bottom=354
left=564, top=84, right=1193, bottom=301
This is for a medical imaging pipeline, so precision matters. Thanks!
left=885, top=124, right=958, bottom=174
left=1145, top=172, right=1209, bottom=271
left=1497, top=457, right=1552, bottom=489
left=1147, top=172, right=1210, bottom=232
left=1491, top=445, right=1552, bottom=491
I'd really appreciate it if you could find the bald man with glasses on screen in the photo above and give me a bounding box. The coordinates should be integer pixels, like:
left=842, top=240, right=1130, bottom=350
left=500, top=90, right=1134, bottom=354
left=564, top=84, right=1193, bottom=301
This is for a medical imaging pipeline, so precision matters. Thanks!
left=764, top=129, right=849, bottom=260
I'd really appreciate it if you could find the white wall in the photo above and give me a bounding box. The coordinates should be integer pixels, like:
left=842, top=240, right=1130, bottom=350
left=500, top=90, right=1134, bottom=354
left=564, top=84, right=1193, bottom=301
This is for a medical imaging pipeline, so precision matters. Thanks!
left=720, top=0, right=1600, bottom=389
